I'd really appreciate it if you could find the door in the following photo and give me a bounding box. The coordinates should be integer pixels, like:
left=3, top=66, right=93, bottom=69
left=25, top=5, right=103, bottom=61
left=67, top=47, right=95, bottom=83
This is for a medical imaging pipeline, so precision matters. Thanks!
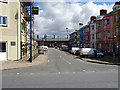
left=0, top=42, right=7, bottom=60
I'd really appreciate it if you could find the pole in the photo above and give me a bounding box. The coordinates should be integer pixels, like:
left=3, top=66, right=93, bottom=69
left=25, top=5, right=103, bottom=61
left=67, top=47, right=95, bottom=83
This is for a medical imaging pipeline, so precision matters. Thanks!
left=30, top=2, right=32, bottom=63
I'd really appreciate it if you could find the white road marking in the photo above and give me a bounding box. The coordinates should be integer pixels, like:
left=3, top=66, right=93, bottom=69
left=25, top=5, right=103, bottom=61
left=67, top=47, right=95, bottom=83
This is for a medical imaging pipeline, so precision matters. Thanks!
left=30, top=73, right=34, bottom=75
left=48, top=60, right=50, bottom=63
left=58, top=72, right=61, bottom=74
left=73, top=72, right=76, bottom=74
left=66, top=61, right=71, bottom=64
left=17, top=73, right=19, bottom=75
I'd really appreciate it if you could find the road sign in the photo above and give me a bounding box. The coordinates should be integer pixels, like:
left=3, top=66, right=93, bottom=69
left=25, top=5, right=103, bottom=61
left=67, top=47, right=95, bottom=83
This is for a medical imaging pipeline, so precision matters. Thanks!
left=32, top=7, right=39, bottom=15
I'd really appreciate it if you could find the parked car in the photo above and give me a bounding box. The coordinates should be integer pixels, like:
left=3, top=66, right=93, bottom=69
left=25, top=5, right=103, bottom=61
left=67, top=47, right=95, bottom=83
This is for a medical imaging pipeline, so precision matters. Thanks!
left=40, top=46, right=48, bottom=51
left=70, top=47, right=80, bottom=54
left=80, top=48, right=104, bottom=58
left=38, top=49, right=44, bottom=54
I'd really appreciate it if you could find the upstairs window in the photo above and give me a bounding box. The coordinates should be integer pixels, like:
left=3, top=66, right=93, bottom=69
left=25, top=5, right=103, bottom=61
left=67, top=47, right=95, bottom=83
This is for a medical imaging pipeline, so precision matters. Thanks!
left=105, top=19, right=109, bottom=25
left=116, top=28, right=120, bottom=36
left=115, top=14, right=119, bottom=22
left=97, top=23, right=100, bottom=28
left=0, top=16, right=7, bottom=26
left=104, top=31, right=110, bottom=38
left=91, top=25, right=94, bottom=30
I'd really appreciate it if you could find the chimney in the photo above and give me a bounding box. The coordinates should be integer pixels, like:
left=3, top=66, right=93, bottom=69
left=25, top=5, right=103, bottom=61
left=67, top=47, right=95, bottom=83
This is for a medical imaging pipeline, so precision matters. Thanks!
left=115, top=1, right=120, bottom=5
left=90, top=16, right=96, bottom=21
left=100, top=9, right=107, bottom=16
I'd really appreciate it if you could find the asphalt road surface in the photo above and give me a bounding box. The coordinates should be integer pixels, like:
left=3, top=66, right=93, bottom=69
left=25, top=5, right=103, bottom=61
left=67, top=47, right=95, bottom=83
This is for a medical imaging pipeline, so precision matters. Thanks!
left=2, top=48, right=119, bottom=88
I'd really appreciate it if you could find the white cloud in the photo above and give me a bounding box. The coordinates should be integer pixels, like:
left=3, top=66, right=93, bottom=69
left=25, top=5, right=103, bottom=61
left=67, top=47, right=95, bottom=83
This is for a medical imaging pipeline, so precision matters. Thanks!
left=34, top=1, right=114, bottom=38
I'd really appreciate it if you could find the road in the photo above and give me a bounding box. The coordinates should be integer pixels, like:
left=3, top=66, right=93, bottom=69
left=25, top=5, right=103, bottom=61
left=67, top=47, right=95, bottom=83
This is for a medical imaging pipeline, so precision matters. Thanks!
left=2, top=48, right=118, bottom=88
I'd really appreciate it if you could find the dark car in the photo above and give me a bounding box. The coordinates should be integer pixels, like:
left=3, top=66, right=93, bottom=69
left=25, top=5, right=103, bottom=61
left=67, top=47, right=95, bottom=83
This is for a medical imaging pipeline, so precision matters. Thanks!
left=38, top=49, right=44, bottom=54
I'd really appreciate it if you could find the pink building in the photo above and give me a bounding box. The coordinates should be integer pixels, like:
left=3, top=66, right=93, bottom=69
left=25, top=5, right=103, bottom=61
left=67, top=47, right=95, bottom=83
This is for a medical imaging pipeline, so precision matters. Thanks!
left=103, top=11, right=114, bottom=55
left=85, top=25, right=90, bottom=47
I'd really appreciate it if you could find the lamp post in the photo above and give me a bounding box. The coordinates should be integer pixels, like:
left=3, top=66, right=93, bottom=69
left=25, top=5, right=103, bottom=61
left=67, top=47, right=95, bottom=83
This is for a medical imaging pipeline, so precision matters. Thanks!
left=30, top=2, right=32, bottom=63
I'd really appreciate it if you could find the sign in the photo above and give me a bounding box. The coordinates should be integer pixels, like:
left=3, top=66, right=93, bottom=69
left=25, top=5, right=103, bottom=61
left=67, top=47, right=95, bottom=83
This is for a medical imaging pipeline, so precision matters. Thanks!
left=32, top=7, right=39, bottom=15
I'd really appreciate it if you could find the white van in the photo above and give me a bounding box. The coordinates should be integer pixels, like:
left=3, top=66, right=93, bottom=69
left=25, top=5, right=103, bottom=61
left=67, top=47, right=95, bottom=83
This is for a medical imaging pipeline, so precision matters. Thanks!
left=70, top=47, right=80, bottom=54
left=40, top=46, right=48, bottom=51
left=80, top=48, right=104, bottom=58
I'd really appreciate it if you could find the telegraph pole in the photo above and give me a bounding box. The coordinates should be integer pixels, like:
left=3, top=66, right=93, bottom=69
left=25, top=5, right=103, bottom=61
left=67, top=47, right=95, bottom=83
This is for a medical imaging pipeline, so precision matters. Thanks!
left=30, top=2, right=32, bottom=63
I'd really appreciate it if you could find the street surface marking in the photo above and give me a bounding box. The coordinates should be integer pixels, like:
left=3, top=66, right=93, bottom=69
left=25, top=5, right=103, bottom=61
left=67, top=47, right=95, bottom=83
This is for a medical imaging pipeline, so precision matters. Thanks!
left=73, top=72, right=76, bottom=74
left=17, top=73, right=19, bottom=75
left=58, top=72, right=61, bottom=74
left=48, top=60, right=50, bottom=63
left=66, top=61, right=71, bottom=64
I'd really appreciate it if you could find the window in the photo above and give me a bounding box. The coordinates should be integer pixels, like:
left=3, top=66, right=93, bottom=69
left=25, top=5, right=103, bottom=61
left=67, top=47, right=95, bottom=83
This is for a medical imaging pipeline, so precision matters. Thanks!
left=115, top=14, right=119, bottom=22
left=91, top=25, right=94, bottom=30
left=97, top=23, right=100, bottom=28
left=105, top=19, right=109, bottom=25
left=96, top=33, right=101, bottom=39
left=116, top=28, right=119, bottom=36
left=11, top=42, right=16, bottom=46
left=0, top=16, right=7, bottom=26
left=105, top=43, right=110, bottom=52
left=0, top=42, right=6, bottom=52
left=104, top=31, right=110, bottom=38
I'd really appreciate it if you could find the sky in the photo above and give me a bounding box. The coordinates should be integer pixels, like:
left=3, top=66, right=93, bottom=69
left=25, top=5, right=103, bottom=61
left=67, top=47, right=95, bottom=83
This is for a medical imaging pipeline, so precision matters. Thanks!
left=33, top=1, right=115, bottom=38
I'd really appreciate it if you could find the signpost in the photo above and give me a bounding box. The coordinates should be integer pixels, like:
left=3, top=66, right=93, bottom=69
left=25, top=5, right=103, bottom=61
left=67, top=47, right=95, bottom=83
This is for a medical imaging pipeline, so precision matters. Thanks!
left=30, top=3, right=39, bottom=63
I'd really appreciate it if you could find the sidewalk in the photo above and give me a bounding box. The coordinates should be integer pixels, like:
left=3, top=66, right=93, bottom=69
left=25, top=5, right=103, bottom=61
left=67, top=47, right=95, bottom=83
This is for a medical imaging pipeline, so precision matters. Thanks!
left=82, top=55, right=120, bottom=65
left=0, top=52, right=48, bottom=70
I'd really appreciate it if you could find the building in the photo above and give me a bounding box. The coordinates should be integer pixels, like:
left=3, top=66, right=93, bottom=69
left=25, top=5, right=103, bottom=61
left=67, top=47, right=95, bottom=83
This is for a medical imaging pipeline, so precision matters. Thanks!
left=103, top=11, right=114, bottom=55
left=113, top=1, right=120, bottom=56
left=96, top=10, right=107, bottom=52
left=85, top=25, right=90, bottom=48
left=90, top=16, right=97, bottom=49
left=70, top=31, right=77, bottom=47
left=0, top=1, right=35, bottom=61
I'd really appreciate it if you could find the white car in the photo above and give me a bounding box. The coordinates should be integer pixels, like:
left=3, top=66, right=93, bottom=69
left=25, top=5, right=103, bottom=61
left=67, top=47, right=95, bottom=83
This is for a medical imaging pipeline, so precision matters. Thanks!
left=80, top=48, right=104, bottom=58
left=40, top=46, right=48, bottom=51
left=70, top=47, right=80, bottom=54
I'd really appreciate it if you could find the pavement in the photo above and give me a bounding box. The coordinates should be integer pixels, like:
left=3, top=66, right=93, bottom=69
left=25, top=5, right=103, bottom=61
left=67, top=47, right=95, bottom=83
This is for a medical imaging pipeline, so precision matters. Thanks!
left=81, top=55, right=120, bottom=65
left=0, top=51, right=48, bottom=70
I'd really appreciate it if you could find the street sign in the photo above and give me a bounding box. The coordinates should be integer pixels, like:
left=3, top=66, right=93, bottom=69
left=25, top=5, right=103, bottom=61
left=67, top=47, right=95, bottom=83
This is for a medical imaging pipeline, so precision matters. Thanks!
left=32, top=7, right=39, bottom=15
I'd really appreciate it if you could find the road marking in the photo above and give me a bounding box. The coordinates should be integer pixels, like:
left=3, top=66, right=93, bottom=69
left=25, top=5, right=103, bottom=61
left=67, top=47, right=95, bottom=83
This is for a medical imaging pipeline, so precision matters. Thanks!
left=73, top=72, right=76, bottom=74
left=30, top=73, right=34, bottom=75
left=48, top=60, right=50, bottom=63
left=83, top=70, right=86, bottom=72
left=58, top=72, right=61, bottom=74
left=66, top=61, right=71, bottom=64
left=17, top=73, right=20, bottom=75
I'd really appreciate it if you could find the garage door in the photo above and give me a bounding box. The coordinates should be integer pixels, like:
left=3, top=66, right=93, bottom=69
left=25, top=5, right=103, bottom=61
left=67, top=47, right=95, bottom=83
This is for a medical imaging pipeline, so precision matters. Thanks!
left=0, top=42, right=7, bottom=60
